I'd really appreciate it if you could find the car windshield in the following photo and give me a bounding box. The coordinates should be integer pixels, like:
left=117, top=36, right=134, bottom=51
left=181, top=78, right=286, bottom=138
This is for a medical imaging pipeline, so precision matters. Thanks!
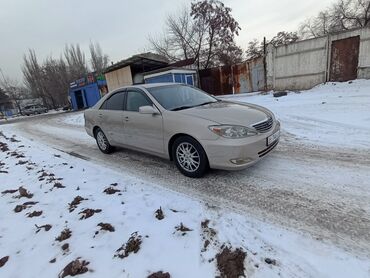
left=147, top=85, right=218, bottom=111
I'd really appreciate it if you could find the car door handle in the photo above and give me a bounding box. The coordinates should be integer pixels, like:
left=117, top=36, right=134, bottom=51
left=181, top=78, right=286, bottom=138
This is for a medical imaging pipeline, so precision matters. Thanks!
left=124, top=116, right=129, bottom=122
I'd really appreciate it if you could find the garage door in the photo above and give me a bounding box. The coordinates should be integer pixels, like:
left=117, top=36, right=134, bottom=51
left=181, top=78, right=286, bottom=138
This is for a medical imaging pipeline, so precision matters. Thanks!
left=329, top=36, right=360, bottom=82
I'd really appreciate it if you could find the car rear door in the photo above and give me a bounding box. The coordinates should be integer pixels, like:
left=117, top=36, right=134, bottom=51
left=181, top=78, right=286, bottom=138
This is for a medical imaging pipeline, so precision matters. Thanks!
left=97, top=91, right=126, bottom=144
left=123, top=88, right=164, bottom=155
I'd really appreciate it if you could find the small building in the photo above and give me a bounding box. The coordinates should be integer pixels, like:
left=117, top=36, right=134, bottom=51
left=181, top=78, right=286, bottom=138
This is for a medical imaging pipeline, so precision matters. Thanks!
left=69, top=74, right=108, bottom=111
left=144, top=67, right=197, bottom=86
left=104, top=53, right=169, bottom=92
left=0, top=98, right=18, bottom=117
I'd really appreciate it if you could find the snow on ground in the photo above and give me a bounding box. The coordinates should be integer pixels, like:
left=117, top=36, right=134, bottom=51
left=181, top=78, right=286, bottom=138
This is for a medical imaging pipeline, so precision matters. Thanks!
left=1, top=127, right=370, bottom=277
left=223, top=79, right=370, bottom=149
left=57, top=112, right=85, bottom=127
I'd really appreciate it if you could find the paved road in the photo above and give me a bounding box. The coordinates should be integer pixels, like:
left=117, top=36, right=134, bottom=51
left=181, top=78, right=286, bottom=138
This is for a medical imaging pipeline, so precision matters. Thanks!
left=3, top=113, right=370, bottom=256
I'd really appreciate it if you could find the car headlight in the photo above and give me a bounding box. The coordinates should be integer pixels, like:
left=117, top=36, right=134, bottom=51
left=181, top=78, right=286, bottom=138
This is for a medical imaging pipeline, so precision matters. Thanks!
left=209, top=125, right=258, bottom=139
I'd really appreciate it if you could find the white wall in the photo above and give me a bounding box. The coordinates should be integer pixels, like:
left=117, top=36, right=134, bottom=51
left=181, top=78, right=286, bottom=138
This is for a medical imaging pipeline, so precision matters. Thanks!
left=267, top=27, right=370, bottom=91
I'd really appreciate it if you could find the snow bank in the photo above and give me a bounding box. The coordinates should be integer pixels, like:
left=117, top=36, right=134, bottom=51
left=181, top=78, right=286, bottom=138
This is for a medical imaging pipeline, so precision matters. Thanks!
left=223, top=79, right=370, bottom=149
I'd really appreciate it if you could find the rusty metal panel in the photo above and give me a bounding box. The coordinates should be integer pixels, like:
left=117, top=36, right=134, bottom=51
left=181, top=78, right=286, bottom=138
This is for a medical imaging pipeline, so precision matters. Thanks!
left=330, top=36, right=360, bottom=82
left=199, top=57, right=266, bottom=95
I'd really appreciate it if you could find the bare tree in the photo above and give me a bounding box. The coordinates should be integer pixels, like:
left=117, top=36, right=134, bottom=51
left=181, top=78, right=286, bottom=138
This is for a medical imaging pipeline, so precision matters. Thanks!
left=299, top=0, right=370, bottom=38
left=22, top=49, right=49, bottom=107
left=246, top=32, right=299, bottom=59
left=89, top=41, right=109, bottom=74
left=245, top=39, right=264, bottom=59
left=149, top=0, right=242, bottom=69
left=0, top=73, right=27, bottom=114
left=64, top=44, right=88, bottom=80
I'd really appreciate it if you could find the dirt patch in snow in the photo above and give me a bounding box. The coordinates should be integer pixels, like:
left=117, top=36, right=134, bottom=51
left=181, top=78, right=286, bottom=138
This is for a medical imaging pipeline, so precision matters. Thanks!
left=17, top=186, right=33, bottom=199
left=0, top=142, right=9, bottom=152
left=216, top=247, right=246, bottom=278
left=97, top=223, right=115, bottom=232
left=56, top=228, right=72, bottom=242
left=103, top=187, right=121, bottom=195
left=61, top=243, right=69, bottom=251
left=0, top=256, right=9, bottom=268
left=68, top=196, right=87, bottom=212
left=14, top=201, right=38, bottom=213
left=58, top=258, right=89, bottom=278
left=201, top=219, right=218, bottom=252
left=52, top=182, right=66, bottom=190
left=79, top=208, right=102, bottom=220
left=155, top=207, right=164, bottom=220
left=264, top=258, right=277, bottom=265
left=115, top=232, right=142, bottom=259
left=175, top=223, right=192, bottom=235
left=35, top=224, right=52, bottom=233
left=27, top=210, right=42, bottom=218
left=147, top=271, right=171, bottom=278
left=2, top=188, right=18, bottom=194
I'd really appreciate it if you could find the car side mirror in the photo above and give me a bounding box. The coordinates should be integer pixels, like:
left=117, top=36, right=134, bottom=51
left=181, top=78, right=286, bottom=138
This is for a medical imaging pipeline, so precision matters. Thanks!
left=139, top=105, right=159, bottom=115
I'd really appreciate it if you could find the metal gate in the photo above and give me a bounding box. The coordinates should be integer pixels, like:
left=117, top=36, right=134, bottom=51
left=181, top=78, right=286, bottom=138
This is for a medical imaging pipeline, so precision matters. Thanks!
left=329, top=36, right=360, bottom=82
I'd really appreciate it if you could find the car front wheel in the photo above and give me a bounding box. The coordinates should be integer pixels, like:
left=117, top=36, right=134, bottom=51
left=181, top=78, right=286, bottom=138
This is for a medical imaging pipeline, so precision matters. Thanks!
left=95, top=128, right=114, bottom=154
left=172, top=136, right=208, bottom=178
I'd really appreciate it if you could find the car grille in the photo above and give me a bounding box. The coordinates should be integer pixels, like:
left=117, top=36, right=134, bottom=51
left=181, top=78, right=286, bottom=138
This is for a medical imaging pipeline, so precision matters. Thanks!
left=252, top=117, right=273, bottom=133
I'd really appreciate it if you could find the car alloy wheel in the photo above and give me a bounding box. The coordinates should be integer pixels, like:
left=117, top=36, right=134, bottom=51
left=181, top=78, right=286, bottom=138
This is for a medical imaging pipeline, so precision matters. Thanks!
left=176, top=142, right=200, bottom=172
left=95, top=128, right=114, bottom=154
left=97, top=131, right=108, bottom=151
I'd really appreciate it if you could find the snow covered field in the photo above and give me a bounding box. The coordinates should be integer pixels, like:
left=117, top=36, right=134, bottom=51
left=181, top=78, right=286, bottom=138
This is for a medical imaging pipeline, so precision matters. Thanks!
left=1, top=128, right=369, bottom=278
left=1, top=80, right=370, bottom=277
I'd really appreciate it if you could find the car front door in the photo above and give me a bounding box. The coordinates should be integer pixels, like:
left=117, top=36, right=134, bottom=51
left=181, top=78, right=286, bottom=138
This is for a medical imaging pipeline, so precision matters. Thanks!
left=123, top=89, right=164, bottom=155
left=98, top=91, right=126, bottom=145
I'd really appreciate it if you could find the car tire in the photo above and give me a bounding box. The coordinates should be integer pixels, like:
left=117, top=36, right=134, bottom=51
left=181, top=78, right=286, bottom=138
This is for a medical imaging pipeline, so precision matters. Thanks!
left=172, top=136, right=208, bottom=178
left=94, top=128, right=114, bottom=154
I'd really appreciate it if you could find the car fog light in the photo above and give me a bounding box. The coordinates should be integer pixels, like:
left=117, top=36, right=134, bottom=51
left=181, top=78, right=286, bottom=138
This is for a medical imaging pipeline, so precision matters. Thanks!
left=230, top=158, right=252, bottom=165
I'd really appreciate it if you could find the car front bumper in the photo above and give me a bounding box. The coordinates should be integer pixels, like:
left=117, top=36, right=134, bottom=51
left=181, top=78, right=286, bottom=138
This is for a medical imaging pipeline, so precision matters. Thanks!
left=202, top=121, right=280, bottom=170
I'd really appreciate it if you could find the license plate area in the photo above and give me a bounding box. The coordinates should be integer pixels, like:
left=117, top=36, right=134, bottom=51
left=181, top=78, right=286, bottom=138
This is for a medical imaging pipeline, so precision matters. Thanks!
left=267, top=130, right=280, bottom=146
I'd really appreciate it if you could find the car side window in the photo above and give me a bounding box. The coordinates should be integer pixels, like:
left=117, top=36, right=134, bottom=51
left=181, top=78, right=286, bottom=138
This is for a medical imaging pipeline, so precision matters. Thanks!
left=101, top=92, right=125, bottom=111
left=126, top=90, right=152, bottom=112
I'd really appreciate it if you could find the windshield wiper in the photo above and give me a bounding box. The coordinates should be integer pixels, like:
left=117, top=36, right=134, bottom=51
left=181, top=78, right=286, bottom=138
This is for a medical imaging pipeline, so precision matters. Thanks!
left=193, top=101, right=218, bottom=108
left=171, top=105, right=194, bottom=111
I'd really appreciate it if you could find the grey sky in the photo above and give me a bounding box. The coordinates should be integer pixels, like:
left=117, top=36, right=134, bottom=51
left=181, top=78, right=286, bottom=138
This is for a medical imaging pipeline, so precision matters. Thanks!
left=0, top=0, right=334, bottom=81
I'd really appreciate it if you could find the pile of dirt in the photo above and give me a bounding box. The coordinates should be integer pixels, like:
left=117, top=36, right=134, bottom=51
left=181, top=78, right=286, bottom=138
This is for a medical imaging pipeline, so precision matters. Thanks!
left=216, top=247, right=246, bottom=278
left=35, top=224, right=52, bottom=233
left=17, top=187, right=33, bottom=199
left=56, top=228, right=72, bottom=242
left=175, top=223, right=192, bottom=235
left=9, top=151, right=25, bottom=159
left=0, top=256, right=9, bottom=268
left=97, top=223, right=115, bottom=232
left=68, top=196, right=87, bottom=212
left=115, top=232, right=142, bottom=259
left=103, top=187, right=121, bottom=195
left=27, top=210, right=42, bottom=218
left=147, top=271, right=171, bottom=278
left=79, top=208, right=102, bottom=220
left=16, top=160, right=28, bottom=165
left=155, top=207, right=164, bottom=220
left=58, top=258, right=89, bottom=278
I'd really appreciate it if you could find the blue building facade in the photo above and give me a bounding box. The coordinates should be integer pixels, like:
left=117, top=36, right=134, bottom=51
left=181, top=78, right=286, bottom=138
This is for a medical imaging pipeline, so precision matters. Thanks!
left=144, top=69, right=197, bottom=86
left=69, top=74, right=108, bottom=111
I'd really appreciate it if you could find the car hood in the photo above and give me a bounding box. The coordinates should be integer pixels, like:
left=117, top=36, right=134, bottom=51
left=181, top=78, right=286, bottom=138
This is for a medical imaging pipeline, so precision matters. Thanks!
left=177, top=101, right=271, bottom=126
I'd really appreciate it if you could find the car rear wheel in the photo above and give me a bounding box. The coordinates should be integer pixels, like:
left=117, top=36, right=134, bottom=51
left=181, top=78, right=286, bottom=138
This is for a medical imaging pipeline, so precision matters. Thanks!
left=95, top=128, right=114, bottom=154
left=172, top=136, right=208, bottom=178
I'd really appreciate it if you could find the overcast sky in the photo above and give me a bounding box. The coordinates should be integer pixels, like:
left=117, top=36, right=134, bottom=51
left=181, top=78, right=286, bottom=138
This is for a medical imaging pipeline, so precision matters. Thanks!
left=0, top=0, right=334, bottom=81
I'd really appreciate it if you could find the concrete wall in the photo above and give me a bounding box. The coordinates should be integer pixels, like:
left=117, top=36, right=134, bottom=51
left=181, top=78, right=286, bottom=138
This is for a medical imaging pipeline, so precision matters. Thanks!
left=105, top=66, right=133, bottom=91
left=267, top=27, right=370, bottom=91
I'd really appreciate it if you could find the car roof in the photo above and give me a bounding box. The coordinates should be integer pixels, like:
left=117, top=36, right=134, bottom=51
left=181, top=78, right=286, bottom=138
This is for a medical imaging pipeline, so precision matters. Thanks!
left=113, top=83, right=184, bottom=92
